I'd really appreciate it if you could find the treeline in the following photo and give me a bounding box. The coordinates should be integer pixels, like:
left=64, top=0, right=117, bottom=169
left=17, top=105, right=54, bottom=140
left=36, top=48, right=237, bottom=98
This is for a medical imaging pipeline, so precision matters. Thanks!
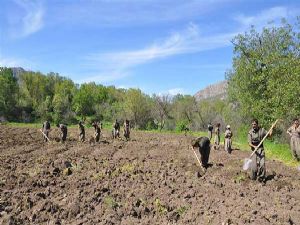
left=1, top=19, right=299, bottom=136
left=0, top=67, right=229, bottom=131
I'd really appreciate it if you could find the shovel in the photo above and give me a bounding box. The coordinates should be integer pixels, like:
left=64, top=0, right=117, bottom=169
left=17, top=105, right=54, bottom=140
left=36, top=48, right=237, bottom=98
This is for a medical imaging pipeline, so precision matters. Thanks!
left=40, top=129, right=51, bottom=142
left=243, top=119, right=279, bottom=171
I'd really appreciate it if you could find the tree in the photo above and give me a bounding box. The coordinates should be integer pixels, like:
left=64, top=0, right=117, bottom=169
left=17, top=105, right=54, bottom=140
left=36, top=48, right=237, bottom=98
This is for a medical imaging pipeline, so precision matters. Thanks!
left=152, top=94, right=171, bottom=131
left=227, top=18, right=300, bottom=127
left=0, top=68, right=18, bottom=119
left=123, top=88, right=152, bottom=129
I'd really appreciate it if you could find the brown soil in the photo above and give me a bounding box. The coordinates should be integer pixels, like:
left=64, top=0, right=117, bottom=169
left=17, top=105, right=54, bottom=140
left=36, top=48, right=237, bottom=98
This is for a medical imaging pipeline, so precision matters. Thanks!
left=0, top=125, right=299, bottom=225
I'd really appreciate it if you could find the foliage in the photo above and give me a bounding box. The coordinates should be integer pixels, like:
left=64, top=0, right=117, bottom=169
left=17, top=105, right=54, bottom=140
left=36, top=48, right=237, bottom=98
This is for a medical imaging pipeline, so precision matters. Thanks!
left=226, top=19, right=300, bottom=128
left=0, top=68, right=18, bottom=119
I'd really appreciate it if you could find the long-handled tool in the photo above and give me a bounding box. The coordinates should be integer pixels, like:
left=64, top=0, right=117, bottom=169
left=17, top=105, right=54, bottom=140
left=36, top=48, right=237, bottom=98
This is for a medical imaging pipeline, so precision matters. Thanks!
left=40, top=129, right=51, bottom=142
left=190, top=146, right=202, bottom=167
left=243, top=119, right=279, bottom=171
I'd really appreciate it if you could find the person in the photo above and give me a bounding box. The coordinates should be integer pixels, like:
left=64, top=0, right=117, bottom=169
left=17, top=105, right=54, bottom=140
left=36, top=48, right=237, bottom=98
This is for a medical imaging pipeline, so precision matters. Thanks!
left=191, top=136, right=211, bottom=170
left=248, top=119, right=273, bottom=182
left=42, top=120, right=51, bottom=142
left=224, top=125, right=233, bottom=154
left=92, top=121, right=101, bottom=142
left=287, top=118, right=300, bottom=161
left=78, top=121, right=85, bottom=142
left=214, top=123, right=221, bottom=150
left=57, top=123, right=68, bottom=143
left=208, top=122, right=213, bottom=140
left=124, top=119, right=130, bottom=140
left=112, top=119, right=120, bottom=139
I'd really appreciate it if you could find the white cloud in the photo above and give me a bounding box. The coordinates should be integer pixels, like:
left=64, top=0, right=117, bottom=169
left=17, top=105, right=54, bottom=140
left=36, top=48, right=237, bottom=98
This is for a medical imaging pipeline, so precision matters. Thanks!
left=0, top=55, right=22, bottom=67
left=52, top=0, right=236, bottom=27
left=12, top=0, right=44, bottom=38
left=167, top=88, right=185, bottom=96
left=234, top=6, right=299, bottom=30
left=75, top=70, right=129, bottom=84
left=83, top=22, right=237, bottom=83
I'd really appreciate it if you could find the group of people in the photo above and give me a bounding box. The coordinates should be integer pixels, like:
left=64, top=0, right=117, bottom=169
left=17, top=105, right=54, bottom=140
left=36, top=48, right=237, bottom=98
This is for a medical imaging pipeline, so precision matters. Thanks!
left=41, top=119, right=131, bottom=143
left=208, top=122, right=233, bottom=153
left=112, top=119, right=131, bottom=141
left=193, top=118, right=300, bottom=183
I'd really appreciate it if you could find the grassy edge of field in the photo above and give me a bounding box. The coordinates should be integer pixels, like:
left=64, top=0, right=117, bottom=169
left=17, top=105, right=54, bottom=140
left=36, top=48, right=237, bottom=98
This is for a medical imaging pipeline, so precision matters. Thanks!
left=4, top=122, right=299, bottom=167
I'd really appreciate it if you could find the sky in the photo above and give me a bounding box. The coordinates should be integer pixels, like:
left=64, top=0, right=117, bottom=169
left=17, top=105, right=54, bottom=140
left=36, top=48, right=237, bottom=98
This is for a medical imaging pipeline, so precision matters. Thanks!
left=0, top=0, right=299, bottom=96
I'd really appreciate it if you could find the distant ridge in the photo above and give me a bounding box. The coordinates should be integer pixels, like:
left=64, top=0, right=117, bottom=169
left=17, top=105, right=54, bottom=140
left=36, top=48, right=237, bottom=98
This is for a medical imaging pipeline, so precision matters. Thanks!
left=194, top=81, right=227, bottom=101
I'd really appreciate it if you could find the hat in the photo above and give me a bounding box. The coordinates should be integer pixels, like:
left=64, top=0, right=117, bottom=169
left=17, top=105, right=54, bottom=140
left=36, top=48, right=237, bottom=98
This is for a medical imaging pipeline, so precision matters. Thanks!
left=226, top=125, right=230, bottom=129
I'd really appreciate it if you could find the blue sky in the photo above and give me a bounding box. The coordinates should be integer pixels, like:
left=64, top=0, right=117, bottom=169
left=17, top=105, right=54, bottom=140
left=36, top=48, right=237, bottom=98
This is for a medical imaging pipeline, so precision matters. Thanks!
left=0, top=0, right=299, bottom=95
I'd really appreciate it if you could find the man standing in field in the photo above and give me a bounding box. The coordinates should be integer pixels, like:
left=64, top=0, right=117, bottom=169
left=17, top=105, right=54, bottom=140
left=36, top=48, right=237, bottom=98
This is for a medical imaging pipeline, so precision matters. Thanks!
left=191, top=136, right=211, bottom=170
left=248, top=119, right=273, bottom=182
left=124, top=119, right=130, bottom=141
left=287, top=118, right=300, bottom=161
left=42, top=120, right=51, bottom=142
left=224, top=125, right=233, bottom=154
left=214, top=123, right=221, bottom=150
left=92, top=121, right=101, bottom=142
left=112, top=119, right=120, bottom=139
left=78, top=121, right=85, bottom=142
left=57, top=123, right=68, bottom=143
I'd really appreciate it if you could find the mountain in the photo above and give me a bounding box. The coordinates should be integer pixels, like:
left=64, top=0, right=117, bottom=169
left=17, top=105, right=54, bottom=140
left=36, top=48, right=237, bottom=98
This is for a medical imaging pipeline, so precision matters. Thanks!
left=194, top=80, right=228, bottom=101
left=11, top=67, right=26, bottom=79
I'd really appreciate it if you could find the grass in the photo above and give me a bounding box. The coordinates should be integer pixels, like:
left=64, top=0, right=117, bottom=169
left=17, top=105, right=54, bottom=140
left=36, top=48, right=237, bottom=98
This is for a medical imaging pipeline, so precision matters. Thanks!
left=104, top=196, right=119, bottom=209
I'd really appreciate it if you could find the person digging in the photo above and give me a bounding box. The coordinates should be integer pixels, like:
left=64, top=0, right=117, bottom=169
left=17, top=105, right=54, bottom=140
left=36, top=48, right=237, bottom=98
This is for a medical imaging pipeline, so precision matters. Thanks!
left=191, top=136, right=211, bottom=171
left=247, top=119, right=276, bottom=182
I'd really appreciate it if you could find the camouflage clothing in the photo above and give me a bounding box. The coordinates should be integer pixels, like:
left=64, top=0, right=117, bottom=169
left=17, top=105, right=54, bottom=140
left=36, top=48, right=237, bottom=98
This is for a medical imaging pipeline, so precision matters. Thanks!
left=112, top=121, right=120, bottom=139
left=287, top=125, right=300, bottom=160
left=93, top=123, right=101, bottom=142
left=208, top=124, right=213, bottom=140
left=78, top=123, right=85, bottom=142
left=248, top=127, right=267, bottom=180
left=124, top=120, right=130, bottom=140
left=42, top=121, right=51, bottom=142
left=59, top=124, right=68, bottom=142
left=224, top=129, right=233, bottom=153
left=191, top=137, right=211, bottom=168
left=214, top=127, right=220, bottom=146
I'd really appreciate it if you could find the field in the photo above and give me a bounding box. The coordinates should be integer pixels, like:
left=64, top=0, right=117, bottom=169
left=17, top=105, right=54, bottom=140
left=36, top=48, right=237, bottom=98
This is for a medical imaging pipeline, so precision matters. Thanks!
left=0, top=125, right=300, bottom=225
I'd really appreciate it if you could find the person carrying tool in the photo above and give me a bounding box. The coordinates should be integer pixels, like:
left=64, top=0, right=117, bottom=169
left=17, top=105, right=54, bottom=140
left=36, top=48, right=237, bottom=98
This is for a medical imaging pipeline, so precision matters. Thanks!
left=287, top=118, right=300, bottom=161
left=248, top=119, right=274, bottom=182
left=224, top=125, right=233, bottom=153
left=42, top=120, right=51, bottom=142
left=57, top=123, right=68, bottom=143
left=78, top=121, right=85, bottom=142
left=191, top=136, right=211, bottom=170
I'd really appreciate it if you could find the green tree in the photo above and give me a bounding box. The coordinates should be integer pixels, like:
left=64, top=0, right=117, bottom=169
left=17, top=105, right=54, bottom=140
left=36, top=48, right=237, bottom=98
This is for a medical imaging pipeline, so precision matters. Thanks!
left=0, top=68, right=19, bottom=119
left=123, top=88, right=152, bottom=129
left=227, top=19, right=300, bottom=127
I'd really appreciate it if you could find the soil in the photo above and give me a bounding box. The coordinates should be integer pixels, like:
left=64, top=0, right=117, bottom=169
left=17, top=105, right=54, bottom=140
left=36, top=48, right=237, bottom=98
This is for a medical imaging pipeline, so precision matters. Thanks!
left=0, top=125, right=299, bottom=225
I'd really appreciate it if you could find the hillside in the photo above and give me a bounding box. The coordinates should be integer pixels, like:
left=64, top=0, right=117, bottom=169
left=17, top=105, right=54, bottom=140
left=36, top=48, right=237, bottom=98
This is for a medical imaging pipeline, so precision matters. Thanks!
left=194, top=81, right=228, bottom=101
